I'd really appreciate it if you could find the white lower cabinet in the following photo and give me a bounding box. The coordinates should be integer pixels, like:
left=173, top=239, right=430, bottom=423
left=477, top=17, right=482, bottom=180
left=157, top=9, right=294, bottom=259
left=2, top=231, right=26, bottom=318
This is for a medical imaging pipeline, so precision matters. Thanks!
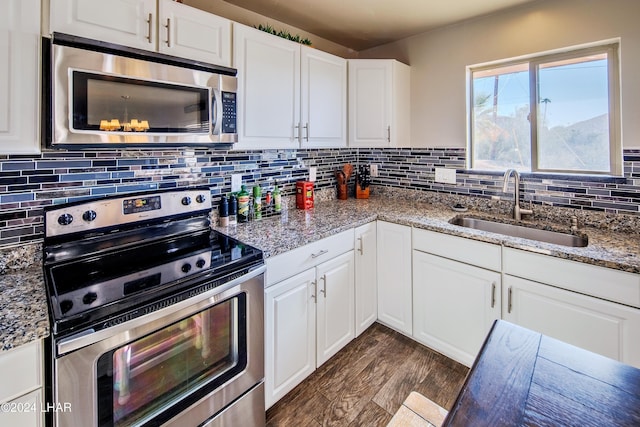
left=0, top=340, right=43, bottom=427
left=503, top=275, right=640, bottom=366
left=265, top=248, right=354, bottom=409
left=265, top=269, right=316, bottom=409
left=412, top=251, right=500, bottom=366
left=354, top=222, right=377, bottom=336
left=376, top=221, right=412, bottom=335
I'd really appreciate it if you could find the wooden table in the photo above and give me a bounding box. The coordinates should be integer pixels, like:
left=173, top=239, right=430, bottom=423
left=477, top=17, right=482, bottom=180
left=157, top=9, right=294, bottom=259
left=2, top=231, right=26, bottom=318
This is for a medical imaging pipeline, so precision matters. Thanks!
left=443, top=320, right=640, bottom=426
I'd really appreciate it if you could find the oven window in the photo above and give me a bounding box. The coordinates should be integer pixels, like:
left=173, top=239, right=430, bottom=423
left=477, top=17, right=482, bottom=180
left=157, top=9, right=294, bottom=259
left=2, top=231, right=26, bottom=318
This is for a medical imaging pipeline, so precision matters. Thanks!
left=96, top=295, right=246, bottom=427
left=72, top=71, right=210, bottom=134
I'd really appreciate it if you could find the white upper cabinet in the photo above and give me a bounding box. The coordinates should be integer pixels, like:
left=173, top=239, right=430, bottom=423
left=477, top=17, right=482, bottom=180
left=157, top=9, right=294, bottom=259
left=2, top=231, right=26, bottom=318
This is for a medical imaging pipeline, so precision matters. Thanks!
left=348, top=59, right=410, bottom=147
left=48, top=0, right=231, bottom=66
left=300, top=46, right=347, bottom=148
left=233, top=24, right=346, bottom=149
left=157, top=0, right=231, bottom=66
left=0, top=0, right=41, bottom=154
left=233, top=24, right=300, bottom=149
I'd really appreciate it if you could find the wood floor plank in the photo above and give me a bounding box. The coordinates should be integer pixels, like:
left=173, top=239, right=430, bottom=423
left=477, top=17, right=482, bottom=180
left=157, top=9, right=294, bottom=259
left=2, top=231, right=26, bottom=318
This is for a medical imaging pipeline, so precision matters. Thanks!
left=266, top=322, right=468, bottom=427
left=347, top=401, right=392, bottom=427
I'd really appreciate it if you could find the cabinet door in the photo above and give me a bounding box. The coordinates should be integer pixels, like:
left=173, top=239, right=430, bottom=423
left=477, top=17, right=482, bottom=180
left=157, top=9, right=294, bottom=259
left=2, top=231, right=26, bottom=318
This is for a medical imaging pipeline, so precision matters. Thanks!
left=0, top=0, right=40, bottom=154
left=158, top=0, right=231, bottom=66
left=354, top=222, right=377, bottom=336
left=413, top=251, right=500, bottom=366
left=233, top=24, right=300, bottom=149
left=348, top=60, right=392, bottom=147
left=300, top=46, right=347, bottom=148
left=0, top=389, right=43, bottom=427
left=50, top=0, right=156, bottom=50
left=316, top=251, right=355, bottom=366
left=377, top=221, right=412, bottom=335
left=504, top=275, right=640, bottom=368
left=264, top=269, right=316, bottom=409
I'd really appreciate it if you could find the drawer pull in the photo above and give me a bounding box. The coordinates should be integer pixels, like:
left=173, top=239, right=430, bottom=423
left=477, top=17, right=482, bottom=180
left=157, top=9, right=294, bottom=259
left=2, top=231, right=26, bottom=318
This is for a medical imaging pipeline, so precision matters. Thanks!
left=310, top=280, right=317, bottom=301
left=311, top=249, right=329, bottom=258
left=508, top=287, right=513, bottom=313
left=319, top=275, right=327, bottom=298
left=357, top=237, right=364, bottom=254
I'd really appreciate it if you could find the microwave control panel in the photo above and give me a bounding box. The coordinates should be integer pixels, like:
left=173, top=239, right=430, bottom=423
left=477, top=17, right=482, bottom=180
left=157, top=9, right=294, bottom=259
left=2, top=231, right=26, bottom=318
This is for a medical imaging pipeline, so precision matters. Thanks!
left=221, top=91, right=237, bottom=134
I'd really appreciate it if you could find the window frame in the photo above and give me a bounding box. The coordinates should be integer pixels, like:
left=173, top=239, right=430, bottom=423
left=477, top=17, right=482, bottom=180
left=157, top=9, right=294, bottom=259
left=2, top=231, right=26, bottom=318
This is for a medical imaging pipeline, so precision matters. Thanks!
left=467, top=42, right=622, bottom=176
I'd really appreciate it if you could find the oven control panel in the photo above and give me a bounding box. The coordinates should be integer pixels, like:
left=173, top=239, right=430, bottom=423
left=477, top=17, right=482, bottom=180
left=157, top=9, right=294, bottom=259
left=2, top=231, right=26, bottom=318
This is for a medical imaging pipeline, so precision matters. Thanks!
left=45, top=189, right=211, bottom=238
left=52, top=251, right=212, bottom=318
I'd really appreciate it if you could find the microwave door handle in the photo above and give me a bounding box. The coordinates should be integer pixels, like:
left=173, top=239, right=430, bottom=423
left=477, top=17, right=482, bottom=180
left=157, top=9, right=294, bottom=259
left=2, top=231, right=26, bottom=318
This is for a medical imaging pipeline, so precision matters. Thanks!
left=212, top=88, right=222, bottom=138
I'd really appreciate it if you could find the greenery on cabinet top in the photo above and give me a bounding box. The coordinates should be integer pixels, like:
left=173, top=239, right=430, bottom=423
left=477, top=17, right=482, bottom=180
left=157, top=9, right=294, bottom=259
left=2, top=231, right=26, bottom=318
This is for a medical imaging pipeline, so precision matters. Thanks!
left=255, top=24, right=312, bottom=46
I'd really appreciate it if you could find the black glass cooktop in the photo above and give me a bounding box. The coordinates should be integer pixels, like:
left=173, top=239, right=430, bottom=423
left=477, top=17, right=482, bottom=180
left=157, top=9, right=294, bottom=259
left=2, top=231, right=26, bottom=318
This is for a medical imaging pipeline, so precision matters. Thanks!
left=43, top=218, right=263, bottom=337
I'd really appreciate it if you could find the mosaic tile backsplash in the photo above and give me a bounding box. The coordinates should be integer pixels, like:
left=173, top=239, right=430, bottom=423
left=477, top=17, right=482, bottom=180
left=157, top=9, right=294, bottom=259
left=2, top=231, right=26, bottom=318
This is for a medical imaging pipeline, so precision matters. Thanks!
left=0, top=147, right=638, bottom=248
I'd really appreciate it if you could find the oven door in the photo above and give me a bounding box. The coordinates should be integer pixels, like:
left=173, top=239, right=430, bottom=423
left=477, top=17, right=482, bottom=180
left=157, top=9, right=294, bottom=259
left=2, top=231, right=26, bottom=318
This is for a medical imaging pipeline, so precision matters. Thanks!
left=52, top=268, right=264, bottom=427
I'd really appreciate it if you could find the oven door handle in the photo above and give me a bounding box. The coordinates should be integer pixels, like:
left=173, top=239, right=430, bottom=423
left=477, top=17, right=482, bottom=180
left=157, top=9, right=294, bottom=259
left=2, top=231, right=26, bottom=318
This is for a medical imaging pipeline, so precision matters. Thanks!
left=56, top=264, right=266, bottom=356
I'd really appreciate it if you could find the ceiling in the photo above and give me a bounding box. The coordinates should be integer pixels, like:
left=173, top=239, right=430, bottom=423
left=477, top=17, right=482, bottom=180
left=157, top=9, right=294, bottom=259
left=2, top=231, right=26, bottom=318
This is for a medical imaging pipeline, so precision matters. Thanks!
left=217, top=0, right=540, bottom=51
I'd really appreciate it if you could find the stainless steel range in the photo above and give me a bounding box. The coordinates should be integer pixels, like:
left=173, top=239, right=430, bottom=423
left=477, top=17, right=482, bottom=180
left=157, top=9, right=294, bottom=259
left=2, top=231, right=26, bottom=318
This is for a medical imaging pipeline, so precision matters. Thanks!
left=42, top=188, right=265, bottom=427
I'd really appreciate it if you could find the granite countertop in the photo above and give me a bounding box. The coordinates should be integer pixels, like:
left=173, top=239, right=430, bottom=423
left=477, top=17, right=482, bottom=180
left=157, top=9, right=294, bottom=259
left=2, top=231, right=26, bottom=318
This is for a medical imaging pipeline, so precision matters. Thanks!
left=1, top=188, right=639, bottom=353
left=215, top=189, right=640, bottom=274
left=0, top=245, right=49, bottom=352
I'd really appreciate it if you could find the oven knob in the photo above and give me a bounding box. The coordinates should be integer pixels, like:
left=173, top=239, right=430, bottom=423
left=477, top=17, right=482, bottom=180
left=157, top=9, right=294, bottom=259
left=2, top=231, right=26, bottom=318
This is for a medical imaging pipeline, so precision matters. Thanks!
left=57, top=213, right=73, bottom=226
left=82, top=210, right=97, bottom=222
left=196, top=259, right=206, bottom=268
left=181, top=263, right=192, bottom=273
left=60, top=300, right=74, bottom=314
left=181, top=196, right=192, bottom=206
left=82, top=292, right=98, bottom=305
left=196, top=194, right=206, bottom=204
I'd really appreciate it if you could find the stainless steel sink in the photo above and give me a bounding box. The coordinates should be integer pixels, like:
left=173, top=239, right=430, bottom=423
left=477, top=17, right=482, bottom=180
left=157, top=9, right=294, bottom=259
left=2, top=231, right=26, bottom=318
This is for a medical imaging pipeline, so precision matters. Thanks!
left=449, top=216, right=588, bottom=247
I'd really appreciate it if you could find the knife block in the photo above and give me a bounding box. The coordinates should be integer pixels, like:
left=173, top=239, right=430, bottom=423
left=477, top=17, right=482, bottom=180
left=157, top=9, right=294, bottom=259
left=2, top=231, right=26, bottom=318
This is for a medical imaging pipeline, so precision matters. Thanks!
left=356, top=185, right=370, bottom=199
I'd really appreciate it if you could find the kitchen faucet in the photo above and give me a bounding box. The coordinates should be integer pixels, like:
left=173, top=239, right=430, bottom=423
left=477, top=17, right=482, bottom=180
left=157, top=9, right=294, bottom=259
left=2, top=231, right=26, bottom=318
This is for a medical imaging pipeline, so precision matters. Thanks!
left=502, top=169, right=533, bottom=220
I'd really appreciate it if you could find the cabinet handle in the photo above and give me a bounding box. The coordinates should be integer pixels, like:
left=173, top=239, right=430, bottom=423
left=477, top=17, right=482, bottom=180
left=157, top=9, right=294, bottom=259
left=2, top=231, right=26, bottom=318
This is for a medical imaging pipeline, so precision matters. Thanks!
left=319, top=275, right=327, bottom=298
left=304, top=123, right=309, bottom=142
left=357, top=237, right=363, bottom=255
left=311, top=249, right=328, bottom=258
left=387, top=125, right=391, bottom=142
left=294, top=123, right=301, bottom=142
left=146, top=13, right=153, bottom=43
left=165, top=18, right=171, bottom=47
left=491, top=282, right=496, bottom=308
left=310, top=280, right=316, bottom=301
left=508, top=287, right=513, bottom=313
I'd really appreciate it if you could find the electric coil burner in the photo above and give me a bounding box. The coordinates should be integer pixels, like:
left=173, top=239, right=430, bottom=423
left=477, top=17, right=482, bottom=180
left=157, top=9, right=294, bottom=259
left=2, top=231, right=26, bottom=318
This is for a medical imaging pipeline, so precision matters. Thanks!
left=42, top=187, right=266, bottom=427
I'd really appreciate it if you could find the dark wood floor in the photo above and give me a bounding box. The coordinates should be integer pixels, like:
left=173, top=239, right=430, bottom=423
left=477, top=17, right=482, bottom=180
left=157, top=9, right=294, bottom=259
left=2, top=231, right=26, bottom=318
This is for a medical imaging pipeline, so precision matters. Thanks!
left=266, top=322, right=469, bottom=427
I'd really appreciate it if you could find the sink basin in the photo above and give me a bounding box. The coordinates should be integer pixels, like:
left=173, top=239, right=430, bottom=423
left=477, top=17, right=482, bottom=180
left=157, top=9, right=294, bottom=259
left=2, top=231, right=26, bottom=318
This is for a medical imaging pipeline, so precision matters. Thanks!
left=449, top=216, right=588, bottom=247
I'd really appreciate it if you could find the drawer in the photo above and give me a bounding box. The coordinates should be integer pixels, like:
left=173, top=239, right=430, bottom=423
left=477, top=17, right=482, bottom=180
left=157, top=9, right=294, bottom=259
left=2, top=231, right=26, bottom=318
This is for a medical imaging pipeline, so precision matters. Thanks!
left=0, top=340, right=42, bottom=402
left=504, top=248, right=640, bottom=308
left=265, top=229, right=355, bottom=287
left=412, top=228, right=501, bottom=272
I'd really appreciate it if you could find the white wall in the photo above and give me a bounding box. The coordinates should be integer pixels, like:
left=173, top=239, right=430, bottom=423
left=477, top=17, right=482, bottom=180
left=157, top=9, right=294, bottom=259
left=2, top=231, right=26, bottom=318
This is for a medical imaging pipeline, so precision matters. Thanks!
left=358, top=0, right=640, bottom=149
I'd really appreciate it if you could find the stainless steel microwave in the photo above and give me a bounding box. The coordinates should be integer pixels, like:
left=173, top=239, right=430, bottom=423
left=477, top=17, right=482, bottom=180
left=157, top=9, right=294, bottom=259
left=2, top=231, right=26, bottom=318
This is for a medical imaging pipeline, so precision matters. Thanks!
left=43, top=33, right=238, bottom=148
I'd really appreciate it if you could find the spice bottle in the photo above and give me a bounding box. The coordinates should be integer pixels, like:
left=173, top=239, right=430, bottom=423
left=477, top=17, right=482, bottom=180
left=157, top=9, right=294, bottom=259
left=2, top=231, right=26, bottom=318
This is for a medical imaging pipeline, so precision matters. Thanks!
left=237, top=185, right=250, bottom=223
left=218, top=195, right=229, bottom=226
left=228, top=194, right=238, bottom=225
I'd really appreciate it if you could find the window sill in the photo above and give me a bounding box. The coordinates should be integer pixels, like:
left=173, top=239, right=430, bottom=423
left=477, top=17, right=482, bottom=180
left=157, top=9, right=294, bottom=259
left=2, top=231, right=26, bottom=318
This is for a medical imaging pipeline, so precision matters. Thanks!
left=464, top=169, right=627, bottom=184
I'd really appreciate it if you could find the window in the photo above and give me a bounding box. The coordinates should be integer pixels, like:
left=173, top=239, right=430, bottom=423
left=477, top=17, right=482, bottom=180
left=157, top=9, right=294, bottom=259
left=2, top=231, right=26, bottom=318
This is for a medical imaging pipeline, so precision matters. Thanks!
left=469, top=44, right=621, bottom=175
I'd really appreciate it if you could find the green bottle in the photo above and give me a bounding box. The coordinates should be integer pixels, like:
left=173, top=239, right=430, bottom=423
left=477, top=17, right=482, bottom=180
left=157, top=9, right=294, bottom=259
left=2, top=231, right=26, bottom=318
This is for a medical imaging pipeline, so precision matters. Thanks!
left=237, top=185, right=250, bottom=223
left=253, top=185, right=262, bottom=220
left=273, top=185, right=282, bottom=212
